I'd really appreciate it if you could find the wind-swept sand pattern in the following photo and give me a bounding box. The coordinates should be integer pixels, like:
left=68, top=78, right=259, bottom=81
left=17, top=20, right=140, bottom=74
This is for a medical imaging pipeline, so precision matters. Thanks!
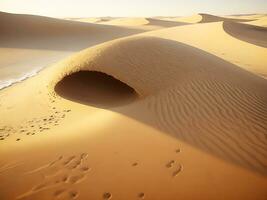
left=0, top=11, right=267, bottom=200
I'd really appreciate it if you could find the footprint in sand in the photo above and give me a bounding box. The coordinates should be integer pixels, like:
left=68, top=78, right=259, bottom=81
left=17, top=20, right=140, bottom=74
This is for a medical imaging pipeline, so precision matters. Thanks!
left=138, top=192, right=145, bottom=199
left=175, top=148, right=181, bottom=153
left=166, top=160, right=183, bottom=177
left=17, top=153, right=90, bottom=199
left=103, top=192, right=112, bottom=199
left=172, top=164, right=183, bottom=177
left=166, top=160, right=175, bottom=168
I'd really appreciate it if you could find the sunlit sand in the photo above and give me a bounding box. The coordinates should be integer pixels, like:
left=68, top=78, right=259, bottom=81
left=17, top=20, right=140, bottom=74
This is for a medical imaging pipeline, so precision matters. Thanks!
left=0, top=10, right=267, bottom=200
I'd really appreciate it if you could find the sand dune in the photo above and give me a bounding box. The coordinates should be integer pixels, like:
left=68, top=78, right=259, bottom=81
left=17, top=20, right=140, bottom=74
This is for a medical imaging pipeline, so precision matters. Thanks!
left=198, top=13, right=253, bottom=23
left=224, top=14, right=267, bottom=22
left=98, top=17, right=188, bottom=30
left=223, top=21, right=267, bottom=48
left=0, top=11, right=143, bottom=51
left=0, top=13, right=267, bottom=200
left=158, top=13, right=253, bottom=24
left=142, top=21, right=267, bottom=78
left=245, top=15, right=267, bottom=27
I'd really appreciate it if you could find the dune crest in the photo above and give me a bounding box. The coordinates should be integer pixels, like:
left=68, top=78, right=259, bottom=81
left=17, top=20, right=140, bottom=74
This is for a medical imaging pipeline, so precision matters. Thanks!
left=198, top=13, right=253, bottom=23
left=168, top=13, right=254, bottom=24
left=223, top=21, right=267, bottom=48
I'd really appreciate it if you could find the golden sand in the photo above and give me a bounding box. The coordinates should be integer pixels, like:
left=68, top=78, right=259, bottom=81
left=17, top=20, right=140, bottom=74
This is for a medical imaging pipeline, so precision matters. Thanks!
left=0, top=12, right=267, bottom=200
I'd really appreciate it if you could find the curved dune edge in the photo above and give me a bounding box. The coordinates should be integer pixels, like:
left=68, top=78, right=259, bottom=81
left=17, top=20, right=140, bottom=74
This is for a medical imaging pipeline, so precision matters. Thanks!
left=170, top=13, right=254, bottom=24
left=223, top=21, right=267, bottom=48
left=142, top=21, right=267, bottom=78
left=198, top=13, right=254, bottom=23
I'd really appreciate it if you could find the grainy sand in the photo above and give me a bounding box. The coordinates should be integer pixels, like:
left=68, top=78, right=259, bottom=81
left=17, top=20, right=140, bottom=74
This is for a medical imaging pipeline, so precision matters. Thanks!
left=0, top=11, right=267, bottom=200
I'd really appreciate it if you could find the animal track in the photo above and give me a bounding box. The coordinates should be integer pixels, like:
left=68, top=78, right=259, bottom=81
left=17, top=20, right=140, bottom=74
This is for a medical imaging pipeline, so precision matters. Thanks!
left=0, top=92, right=72, bottom=142
left=17, top=153, right=89, bottom=200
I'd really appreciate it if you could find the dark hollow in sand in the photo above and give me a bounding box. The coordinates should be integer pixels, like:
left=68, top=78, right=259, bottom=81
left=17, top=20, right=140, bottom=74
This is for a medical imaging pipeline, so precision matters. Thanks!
left=55, top=71, right=138, bottom=108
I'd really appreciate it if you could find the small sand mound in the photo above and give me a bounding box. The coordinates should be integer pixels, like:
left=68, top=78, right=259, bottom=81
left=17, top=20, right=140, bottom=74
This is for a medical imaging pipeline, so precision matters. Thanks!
left=55, top=71, right=137, bottom=108
left=223, top=21, right=267, bottom=48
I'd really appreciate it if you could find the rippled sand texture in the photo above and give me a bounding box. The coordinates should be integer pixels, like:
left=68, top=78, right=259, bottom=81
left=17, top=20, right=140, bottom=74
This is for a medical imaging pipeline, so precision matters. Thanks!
left=0, top=12, right=267, bottom=200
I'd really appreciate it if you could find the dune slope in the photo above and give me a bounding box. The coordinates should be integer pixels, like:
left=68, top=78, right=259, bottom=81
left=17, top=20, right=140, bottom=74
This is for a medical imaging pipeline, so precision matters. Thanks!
left=223, top=21, right=267, bottom=48
left=0, top=14, right=267, bottom=200
left=0, top=11, right=143, bottom=51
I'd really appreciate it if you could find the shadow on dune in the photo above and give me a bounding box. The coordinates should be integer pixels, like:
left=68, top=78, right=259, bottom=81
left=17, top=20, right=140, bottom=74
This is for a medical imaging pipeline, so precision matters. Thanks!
left=0, top=11, right=144, bottom=51
left=55, top=71, right=137, bottom=108
left=223, top=21, right=267, bottom=48
left=54, top=37, right=267, bottom=176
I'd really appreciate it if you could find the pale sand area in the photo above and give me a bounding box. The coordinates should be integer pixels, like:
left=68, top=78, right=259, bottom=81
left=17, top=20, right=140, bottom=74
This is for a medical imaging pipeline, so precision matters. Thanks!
left=0, top=13, right=267, bottom=200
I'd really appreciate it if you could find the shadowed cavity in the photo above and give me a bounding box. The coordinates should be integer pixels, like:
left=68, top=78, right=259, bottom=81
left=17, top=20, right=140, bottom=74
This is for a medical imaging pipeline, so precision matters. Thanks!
left=55, top=71, right=138, bottom=108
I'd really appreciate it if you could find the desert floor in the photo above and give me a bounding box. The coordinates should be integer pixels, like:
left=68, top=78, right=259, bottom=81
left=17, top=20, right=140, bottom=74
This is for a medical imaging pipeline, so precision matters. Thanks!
left=0, top=12, right=267, bottom=200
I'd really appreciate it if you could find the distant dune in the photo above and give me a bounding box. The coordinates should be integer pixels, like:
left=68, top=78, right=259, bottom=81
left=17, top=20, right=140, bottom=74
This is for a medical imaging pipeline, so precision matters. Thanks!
left=0, top=12, right=267, bottom=200
left=0, top=11, right=145, bottom=89
left=0, top=11, right=144, bottom=51
left=98, top=17, right=188, bottom=30
left=223, top=21, right=267, bottom=48
left=245, top=16, right=267, bottom=27
left=158, top=13, right=254, bottom=24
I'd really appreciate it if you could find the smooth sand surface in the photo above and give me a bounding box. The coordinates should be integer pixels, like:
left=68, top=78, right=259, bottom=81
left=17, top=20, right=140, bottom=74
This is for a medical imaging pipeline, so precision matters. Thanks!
left=0, top=11, right=145, bottom=88
left=0, top=13, right=267, bottom=200
left=97, top=18, right=189, bottom=30
left=245, top=16, right=267, bottom=27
